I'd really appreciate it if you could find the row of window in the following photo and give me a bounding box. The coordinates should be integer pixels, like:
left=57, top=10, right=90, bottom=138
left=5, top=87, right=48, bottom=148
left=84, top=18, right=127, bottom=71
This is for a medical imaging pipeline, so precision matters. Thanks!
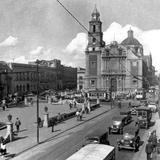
left=14, top=72, right=56, bottom=82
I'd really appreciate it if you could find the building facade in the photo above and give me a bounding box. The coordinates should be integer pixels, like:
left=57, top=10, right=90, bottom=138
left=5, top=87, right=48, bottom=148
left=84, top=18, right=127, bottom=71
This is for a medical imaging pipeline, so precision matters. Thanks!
left=84, top=6, right=144, bottom=94
left=77, top=67, right=86, bottom=91
left=0, top=59, right=77, bottom=99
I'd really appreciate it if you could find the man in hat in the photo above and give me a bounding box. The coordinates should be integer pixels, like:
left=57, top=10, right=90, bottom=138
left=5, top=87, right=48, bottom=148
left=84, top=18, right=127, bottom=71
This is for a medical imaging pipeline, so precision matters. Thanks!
left=145, top=139, right=153, bottom=160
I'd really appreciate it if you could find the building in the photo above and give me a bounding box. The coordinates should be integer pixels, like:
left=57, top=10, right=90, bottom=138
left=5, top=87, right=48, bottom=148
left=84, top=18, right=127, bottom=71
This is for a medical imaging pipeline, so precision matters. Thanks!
left=77, top=67, right=86, bottom=91
left=84, top=6, right=147, bottom=94
left=0, top=59, right=77, bottom=99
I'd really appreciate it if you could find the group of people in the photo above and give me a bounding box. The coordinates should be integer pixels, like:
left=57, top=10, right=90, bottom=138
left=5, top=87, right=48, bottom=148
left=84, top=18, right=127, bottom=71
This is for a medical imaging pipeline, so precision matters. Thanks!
left=0, top=117, right=21, bottom=158
left=76, top=99, right=91, bottom=121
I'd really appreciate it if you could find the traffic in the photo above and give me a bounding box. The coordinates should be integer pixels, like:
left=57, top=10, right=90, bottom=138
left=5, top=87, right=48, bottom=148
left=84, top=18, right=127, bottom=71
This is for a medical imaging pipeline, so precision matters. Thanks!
left=66, top=87, right=159, bottom=160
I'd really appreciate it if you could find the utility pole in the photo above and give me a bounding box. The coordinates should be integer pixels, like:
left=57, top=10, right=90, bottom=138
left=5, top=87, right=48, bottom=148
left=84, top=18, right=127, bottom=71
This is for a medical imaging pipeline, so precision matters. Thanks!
left=36, top=59, right=40, bottom=144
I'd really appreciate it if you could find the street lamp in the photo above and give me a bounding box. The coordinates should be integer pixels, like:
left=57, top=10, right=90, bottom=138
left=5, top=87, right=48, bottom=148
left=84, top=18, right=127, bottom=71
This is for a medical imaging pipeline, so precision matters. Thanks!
left=36, top=59, right=40, bottom=144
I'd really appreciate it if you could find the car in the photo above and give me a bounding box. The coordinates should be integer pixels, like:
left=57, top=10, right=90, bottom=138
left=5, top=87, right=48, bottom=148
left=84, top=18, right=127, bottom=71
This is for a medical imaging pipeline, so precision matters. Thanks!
left=148, top=102, right=157, bottom=112
left=130, top=107, right=137, bottom=115
left=117, top=127, right=140, bottom=152
left=84, top=131, right=109, bottom=146
left=120, top=111, right=132, bottom=124
left=109, top=116, right=125, bottom=134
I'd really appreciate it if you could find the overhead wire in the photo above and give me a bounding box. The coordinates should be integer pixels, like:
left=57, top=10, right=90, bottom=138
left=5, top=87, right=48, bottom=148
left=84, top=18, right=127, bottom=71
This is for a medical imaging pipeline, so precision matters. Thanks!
left=57, top=0, right=149, bottom=84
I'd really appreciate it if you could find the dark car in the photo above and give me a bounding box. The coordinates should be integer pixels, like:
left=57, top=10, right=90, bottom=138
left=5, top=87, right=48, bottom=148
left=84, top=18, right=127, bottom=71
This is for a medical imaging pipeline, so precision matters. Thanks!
left=117, top=127, right=140, bottom=152
left=130, top=107, right=137, bottom=115
left=109, top=116, right=125, bottom=134
left=120, top=111, right=132, bottom=125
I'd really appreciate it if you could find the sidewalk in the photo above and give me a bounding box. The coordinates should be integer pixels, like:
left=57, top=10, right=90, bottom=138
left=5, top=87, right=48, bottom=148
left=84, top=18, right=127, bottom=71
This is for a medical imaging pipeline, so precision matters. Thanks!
left=132, top=112, right=160, bottom=160
left=0, top=102, right=114, bottom=160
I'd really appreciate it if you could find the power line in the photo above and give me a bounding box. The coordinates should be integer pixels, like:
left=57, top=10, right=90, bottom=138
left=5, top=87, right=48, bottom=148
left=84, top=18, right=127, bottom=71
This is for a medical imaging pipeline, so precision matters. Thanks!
left=57, top=0, right=149, bottom=83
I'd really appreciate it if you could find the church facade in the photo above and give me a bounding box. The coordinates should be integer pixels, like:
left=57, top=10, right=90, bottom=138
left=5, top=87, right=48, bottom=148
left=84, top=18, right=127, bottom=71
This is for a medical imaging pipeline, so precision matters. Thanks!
left=84, top=6, right=144, bottom=94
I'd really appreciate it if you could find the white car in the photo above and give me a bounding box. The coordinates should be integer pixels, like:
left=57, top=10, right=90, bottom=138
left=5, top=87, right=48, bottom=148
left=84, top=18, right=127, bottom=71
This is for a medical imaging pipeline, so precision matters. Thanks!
left=148, top=102, right=157, bottom=112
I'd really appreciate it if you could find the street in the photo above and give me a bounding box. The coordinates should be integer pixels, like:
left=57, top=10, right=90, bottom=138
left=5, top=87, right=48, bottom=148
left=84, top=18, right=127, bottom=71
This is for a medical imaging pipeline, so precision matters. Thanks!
left=7, top=98, right=158, bottom=160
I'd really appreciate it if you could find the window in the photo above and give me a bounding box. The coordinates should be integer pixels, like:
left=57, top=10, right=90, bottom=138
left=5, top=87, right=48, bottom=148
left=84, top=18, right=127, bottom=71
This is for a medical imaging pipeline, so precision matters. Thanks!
left=93, top=25, right=96, bottom=32
left=90, top=80, right=95, bottom=87
left=93, top=37, right=96, bottom=43
left=91, top=61, right=96, bottom=68
left=79, top=76, right=83, bottom=80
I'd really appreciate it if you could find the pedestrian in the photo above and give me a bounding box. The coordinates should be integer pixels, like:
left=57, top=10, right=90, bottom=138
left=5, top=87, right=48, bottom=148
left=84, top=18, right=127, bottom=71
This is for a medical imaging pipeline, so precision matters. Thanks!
left=128, top=101, right=131, bottom=108
left=38, top=117, right=42, bottom=128
left=0, top=137, right=7, bottom=158
left=69, top=101, right=72, bottom=110
left=57, top=113, right=61, bottom=123
left=50, top=118, right=55, bottom=132
left=87, top=99, right=91, bottom=114
left=76, top=110, right=80, bottom=121
left=145, top=139, right=153, bottom=160
left=15, top=117, right=21, bottom=132
left=118, top=100, right=121, bottom=109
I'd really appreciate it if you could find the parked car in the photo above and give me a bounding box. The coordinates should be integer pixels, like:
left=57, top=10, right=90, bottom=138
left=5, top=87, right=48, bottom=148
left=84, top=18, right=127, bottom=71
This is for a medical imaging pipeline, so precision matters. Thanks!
left=117, top=127, right=140, bottom=152
left=120, top=111, right=132, bottom=125
left=108, top=116, right=125, bottom=134
left=130, top=108, right=137, bottom=115
left=147, top=102, right=157, bottom=112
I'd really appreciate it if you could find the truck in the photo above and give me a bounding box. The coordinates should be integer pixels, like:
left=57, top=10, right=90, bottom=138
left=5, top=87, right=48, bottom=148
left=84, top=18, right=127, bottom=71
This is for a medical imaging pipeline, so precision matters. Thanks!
left=66, top=144, right=115, bottom=160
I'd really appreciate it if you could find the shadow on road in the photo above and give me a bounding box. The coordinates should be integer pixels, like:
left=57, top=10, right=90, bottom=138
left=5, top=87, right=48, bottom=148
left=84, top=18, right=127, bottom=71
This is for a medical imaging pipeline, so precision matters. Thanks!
left=3, top=153, right=16, bottom=160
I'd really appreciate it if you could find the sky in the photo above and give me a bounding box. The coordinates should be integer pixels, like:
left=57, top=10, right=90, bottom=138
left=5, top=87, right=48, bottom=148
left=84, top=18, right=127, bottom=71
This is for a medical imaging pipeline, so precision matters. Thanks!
left=0, top=0, right=160, bottom=73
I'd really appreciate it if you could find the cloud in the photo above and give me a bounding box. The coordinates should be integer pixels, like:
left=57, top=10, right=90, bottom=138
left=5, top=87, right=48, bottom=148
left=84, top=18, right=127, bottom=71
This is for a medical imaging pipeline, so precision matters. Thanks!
left=29, top=46, right=53, bottom=60
left=0, top=36, right=18, bottom=47
left=30, top=46, right=44, bottom=55
left=14, top=56, right=28, bottom=64
left=64, top=22, right=160, bottom=72
left=64, top=33, right=88, bottom=54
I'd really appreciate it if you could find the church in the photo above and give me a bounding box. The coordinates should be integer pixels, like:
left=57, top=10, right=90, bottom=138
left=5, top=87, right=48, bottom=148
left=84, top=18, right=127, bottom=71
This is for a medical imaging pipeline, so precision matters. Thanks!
left=84, top=6, right=150, bottom=95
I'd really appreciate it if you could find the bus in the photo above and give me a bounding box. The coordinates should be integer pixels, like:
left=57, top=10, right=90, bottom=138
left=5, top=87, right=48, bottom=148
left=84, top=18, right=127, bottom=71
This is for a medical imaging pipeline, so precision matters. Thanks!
left=66, top=144, right=115, bottom=160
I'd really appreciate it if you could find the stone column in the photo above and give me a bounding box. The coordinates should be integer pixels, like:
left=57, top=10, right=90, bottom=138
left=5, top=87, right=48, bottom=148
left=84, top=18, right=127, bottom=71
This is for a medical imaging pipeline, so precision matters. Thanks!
left=5, top=122, right=14, bottom=142
left=48, top=97, right=51, bottom=104
left=97, top=97, right=100, bottom=106
left=43, top=113, right=49, bottom=127
left=24, top=97, right=28, bottom=105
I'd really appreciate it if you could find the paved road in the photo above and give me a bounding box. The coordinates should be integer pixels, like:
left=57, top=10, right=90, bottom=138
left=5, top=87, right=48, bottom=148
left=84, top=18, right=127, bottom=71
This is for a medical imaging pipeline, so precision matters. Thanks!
left=11, top=101, right=145, bottom=160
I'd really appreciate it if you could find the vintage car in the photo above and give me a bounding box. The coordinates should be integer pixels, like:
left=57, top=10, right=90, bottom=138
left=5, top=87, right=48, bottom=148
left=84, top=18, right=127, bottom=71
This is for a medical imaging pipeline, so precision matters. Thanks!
left=108, top=116, right=125, bottom=134
left=147, top=102, right=157, bottom=113
left=130, top=107, right=137, bottom=115
left=84, top=131, right=109, bottom=146
left=136, top=106, right=152, bottom=129
left=117, top=127, right=140, bottom=152
left=120, top=111, right=132, bottom=124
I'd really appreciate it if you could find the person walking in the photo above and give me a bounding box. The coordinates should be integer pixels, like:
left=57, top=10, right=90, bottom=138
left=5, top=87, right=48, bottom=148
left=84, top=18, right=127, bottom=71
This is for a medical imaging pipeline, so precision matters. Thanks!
left=87, top=99, right=91, bottom=114
left=50, top=118, right=55, bottom=132
left=145, top=139, right=153, bottom=160
left=15, top=117, right=21, bottom=132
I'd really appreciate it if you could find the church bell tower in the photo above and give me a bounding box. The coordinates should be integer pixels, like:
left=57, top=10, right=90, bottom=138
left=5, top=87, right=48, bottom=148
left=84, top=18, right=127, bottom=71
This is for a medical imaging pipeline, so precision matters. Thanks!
left=85, top=5, right=104, bottom=90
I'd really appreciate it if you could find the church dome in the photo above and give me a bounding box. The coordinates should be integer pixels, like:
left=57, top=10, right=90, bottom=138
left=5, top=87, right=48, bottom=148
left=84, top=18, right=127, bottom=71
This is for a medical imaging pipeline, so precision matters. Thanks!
left=121, top=29, right=141, bottom=46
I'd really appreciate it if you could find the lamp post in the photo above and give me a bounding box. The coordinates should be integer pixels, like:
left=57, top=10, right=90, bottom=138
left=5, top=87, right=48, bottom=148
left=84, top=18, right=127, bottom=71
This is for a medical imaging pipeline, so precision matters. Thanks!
left=36, top=59, right=40, bottom=144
